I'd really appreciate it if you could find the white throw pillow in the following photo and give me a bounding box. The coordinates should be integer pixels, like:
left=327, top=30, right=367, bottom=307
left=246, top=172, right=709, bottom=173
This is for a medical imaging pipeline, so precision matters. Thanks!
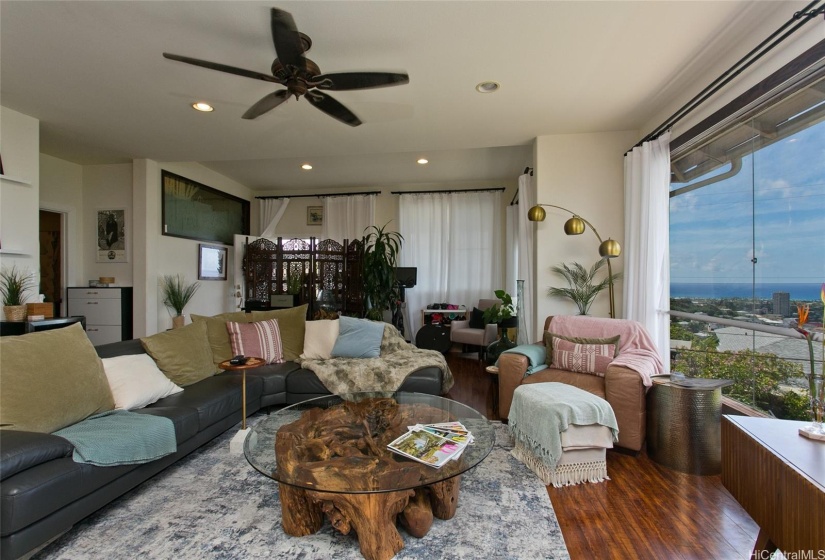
left=300, top=319, right=340, bottom=360
left=102, top=353, right=183, bottom=410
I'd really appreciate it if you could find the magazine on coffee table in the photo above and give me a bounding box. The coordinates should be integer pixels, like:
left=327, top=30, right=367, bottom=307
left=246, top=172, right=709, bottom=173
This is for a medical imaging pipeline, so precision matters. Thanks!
left=388, top=428, right=465, bottom=468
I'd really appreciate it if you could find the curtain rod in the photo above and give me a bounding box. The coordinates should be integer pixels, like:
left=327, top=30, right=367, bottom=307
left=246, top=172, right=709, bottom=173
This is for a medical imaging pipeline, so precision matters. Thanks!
left=255, top=190, right=380, bottom=200
left=628, top=0, right=825, bottom=152
left=390, top=187, right=505, bottom=195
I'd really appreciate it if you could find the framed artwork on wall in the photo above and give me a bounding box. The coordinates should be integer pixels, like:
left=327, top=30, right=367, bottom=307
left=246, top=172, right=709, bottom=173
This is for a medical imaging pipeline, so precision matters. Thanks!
left=96, top=209, right=127, bottom=263
left=198, top=243, right=228, bottom=281
left=307, top=206, right=323, bottom=225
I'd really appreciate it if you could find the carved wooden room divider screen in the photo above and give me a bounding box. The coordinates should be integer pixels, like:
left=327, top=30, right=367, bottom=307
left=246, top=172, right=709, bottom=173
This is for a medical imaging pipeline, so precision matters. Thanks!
left=243, top=237, right=364, bottom=317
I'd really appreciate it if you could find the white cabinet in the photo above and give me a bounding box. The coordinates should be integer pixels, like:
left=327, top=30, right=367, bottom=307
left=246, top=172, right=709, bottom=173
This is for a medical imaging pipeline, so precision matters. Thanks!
left=67, top=287, right=133, bottom=345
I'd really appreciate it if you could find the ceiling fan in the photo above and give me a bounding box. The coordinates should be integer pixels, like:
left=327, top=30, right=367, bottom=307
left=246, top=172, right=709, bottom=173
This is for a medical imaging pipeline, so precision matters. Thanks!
left=163, top=8, right=409, bottom=126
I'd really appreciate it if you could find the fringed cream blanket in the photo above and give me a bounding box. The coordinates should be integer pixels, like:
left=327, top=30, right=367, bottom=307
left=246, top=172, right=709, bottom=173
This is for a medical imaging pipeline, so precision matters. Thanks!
left=509, top=382, right=618, bottom=487
left=299, top=324, right=454, bottom=395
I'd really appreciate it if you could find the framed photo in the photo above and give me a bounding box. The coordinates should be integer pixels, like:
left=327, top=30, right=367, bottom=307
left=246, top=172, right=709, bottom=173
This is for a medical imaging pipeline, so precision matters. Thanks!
left=307, top=206, right=323, bottom=226
left=198, top=244, right=228, bottom=281
left=96, top=209, right=127, bottom=263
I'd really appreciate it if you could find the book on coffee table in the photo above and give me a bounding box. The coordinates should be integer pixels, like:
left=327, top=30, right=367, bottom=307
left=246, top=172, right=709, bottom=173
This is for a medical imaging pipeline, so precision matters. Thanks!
left=387, top=428, right=465, bottom=468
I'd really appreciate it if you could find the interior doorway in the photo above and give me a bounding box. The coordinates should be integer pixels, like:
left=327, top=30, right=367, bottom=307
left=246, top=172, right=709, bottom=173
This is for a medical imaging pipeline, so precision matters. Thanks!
left=39, top=210, right=63, bottom=317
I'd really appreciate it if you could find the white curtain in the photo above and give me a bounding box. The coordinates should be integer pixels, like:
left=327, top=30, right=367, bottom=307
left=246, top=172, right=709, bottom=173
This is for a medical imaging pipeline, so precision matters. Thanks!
left=399, top=191, right=501, bottom=335
left=505, top=205, right=519, bottom=296
left=321, top=195, right=376, bottom=243
left=516, top=172, right=537, bottom=344
left=259, top=198, right=289, bottom=238
left=623, top=132, right=671, bottom=369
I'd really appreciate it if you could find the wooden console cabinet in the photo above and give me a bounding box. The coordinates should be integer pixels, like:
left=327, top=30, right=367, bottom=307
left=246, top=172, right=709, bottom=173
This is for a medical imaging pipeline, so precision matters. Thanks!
left=67, top=287, right=133, bottom=345
left=721, top=416, right=824, bottom=556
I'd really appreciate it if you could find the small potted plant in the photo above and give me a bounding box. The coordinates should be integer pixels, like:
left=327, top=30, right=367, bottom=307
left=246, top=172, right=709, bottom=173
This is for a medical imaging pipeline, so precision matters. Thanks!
left=483, top=289, right=518, bottom=364
left=0, top=265, right=36, bottom=321
left=160, top=274, right=200, bottom=328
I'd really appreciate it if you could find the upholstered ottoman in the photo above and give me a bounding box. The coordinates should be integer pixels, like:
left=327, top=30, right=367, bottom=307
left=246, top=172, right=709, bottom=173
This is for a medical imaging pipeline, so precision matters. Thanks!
left=509, top=382, right=618, bottom=487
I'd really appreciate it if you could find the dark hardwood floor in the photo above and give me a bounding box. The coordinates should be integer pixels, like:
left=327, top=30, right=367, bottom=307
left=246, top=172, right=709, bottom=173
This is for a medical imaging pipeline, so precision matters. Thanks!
left=444, top=351, right=760, bottom=560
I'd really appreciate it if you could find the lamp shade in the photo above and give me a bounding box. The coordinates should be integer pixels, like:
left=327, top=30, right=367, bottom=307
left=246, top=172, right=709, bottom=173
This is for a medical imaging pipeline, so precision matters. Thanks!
left=563, top=216, right=585, bottom=235
left=599, top=238, right=622, bottom=258
left=527, top=205, right=546, bottom=222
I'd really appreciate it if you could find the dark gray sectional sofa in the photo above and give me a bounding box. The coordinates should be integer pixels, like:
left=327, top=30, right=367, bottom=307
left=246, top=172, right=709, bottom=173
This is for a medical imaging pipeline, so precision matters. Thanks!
left=0, top=338, right=444, bottom=560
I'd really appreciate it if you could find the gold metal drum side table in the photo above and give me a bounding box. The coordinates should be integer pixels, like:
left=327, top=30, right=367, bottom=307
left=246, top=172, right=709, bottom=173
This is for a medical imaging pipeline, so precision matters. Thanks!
left=646, top=376, right=733, bottom=475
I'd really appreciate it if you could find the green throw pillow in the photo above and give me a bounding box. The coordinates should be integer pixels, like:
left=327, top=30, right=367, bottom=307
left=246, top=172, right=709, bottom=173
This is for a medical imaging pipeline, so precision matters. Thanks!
left=192, top=311, right=252, bottom=366
left=0, top=323, right=115, bottom=433
left=140, top=320, right=218, bottom=386
left=251, top=304, right=308, bottom=361
left=543, top=331, right=621, bottom=367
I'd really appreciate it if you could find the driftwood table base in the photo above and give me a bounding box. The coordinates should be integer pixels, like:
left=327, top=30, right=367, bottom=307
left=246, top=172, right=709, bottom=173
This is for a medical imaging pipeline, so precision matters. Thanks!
left=273, top=398, right=471, bottom=560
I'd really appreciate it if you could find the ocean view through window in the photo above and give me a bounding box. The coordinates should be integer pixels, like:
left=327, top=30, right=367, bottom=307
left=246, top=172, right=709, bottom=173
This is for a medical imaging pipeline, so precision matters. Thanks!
left=669, top=74, right=825, bottom=420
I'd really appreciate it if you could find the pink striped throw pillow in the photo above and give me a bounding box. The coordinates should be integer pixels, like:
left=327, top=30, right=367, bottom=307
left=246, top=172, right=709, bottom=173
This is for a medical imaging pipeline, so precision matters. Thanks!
left=551, top=336, right=615, bottom=376
left=226, top=319, right=284, bottom=365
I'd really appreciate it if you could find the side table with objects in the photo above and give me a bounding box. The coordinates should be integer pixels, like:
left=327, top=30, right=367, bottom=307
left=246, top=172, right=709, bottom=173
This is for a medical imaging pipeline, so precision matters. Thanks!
left=218, top=356, right=264, bottom=453
left=646, top=374, right=732, bottom=475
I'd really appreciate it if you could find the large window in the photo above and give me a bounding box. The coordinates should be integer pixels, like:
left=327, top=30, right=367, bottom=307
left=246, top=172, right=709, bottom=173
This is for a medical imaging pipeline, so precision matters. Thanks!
left=669, top=72, right=825, bottom=419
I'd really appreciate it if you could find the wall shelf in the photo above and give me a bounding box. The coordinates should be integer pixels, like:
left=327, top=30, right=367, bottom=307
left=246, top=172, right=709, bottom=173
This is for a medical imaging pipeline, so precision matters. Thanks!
left=0, top=174, right=32, bottom=187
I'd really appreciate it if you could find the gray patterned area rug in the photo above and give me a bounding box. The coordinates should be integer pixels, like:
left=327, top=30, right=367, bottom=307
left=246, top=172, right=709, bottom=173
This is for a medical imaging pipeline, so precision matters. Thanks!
left=35, top=419, right=569, bottom=559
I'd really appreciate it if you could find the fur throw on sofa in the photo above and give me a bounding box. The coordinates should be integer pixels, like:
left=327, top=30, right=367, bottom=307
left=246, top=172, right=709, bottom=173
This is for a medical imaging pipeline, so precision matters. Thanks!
left=300, top=324, right=454, bottom=394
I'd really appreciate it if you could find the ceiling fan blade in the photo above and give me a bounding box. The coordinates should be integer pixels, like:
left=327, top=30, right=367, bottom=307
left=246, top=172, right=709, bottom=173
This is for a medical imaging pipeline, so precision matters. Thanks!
left=315, top=72, right=410, bottom=91
left=242, top=90, right=290, bottom=119
left=307, top=91, right=362, bottom=127
left=163, top=53, right=281, bottom=84
left=270, top=8, right=305, bottom=70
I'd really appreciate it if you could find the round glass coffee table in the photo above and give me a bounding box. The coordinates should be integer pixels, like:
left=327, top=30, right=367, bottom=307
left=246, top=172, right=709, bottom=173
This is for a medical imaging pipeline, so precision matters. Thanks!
left=245, top=392, right=495, bottom=560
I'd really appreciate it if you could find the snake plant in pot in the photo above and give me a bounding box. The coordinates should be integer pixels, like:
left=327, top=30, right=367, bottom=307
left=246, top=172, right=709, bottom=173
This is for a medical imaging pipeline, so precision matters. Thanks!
left=361, top=223, right=403, bottom=321
left=160, top=274, right=200, bottom=328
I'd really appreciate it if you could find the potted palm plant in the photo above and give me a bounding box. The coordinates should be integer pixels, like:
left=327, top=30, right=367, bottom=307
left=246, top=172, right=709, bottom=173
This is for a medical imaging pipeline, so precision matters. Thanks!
left=160, top=274, right=200, bottom=328
left=1, top=265, right=36, bottom=321
left=548, top=259, right=622, bottom=315
left=361, top=223, right=403, bottom=321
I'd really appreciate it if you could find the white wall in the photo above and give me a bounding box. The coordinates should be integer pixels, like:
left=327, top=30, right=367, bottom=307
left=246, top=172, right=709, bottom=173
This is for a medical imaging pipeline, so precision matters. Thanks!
left=533, top=130, right=638, bottom=340
left=40, top=154, right=85, bottom=310
left=0, top=106, right=40, bottom=291
left=133, top=160, right=255, bottom=335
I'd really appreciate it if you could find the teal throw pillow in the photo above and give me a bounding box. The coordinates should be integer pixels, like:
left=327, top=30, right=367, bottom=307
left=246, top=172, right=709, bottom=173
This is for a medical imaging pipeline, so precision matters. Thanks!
left=331, top=316, right=384, bottom=358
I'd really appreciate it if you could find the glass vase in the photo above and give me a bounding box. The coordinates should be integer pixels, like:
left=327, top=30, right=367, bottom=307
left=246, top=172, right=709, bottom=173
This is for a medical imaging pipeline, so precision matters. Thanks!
left=810, top=375, right=824, bottom=434
left=486, top=327, right=517, bottom=365
left=516, top=279, right=528, bottom=345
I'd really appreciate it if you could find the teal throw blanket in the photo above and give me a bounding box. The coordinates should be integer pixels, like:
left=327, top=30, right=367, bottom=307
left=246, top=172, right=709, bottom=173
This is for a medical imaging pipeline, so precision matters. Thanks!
left=54, top=410, right=176, bottom=466
left=509, top=382, right=618, bottom=468
left=498, top=344, right=548, bottom=375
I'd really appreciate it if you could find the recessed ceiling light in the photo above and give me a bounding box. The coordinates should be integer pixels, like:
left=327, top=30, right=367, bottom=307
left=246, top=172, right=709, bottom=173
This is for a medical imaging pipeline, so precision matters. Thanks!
left=301, top=163, right=313, bottom=170
left=475, top=81, right=500, bottom=93
left=191, top=102, right=214, bottom=112
left=417, top=158, right=429, bottom=165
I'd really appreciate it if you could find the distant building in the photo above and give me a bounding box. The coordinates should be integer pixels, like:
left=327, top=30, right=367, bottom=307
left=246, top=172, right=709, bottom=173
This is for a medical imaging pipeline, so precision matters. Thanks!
left=773, top=292, right=790, bottom=317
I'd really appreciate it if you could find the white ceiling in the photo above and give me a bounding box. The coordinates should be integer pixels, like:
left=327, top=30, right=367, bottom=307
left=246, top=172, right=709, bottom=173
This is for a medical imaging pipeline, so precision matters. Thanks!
left=0, top=1, right=793, bottom=191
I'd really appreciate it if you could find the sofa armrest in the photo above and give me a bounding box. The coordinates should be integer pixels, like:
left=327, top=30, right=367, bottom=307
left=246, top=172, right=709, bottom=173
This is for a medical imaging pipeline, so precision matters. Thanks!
left=450, top=319, right=470, bottom=330
left=498, top=352, right=530, bottom=419
left=605, top=364, right=647, bottom=452
left=0, top=430, right=74, bottom=481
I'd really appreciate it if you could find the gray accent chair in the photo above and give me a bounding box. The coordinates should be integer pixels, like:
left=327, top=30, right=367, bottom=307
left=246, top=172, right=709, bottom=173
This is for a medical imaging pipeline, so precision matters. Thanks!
left=449, top=298, right=500, bottom=357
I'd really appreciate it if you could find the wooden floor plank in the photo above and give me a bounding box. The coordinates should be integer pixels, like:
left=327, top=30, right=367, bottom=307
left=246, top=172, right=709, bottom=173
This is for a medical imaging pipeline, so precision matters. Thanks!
left=445, top=352, right=759, bottom=560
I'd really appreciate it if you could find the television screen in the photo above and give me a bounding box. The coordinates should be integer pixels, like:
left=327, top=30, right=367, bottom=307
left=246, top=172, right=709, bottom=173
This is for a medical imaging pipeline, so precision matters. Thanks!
left=395, top=267, right=417, bottom=288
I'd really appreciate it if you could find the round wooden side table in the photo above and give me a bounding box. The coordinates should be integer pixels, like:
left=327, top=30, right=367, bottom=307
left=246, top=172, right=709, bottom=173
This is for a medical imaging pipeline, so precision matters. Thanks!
left=219, top=357, right=264, bottom=430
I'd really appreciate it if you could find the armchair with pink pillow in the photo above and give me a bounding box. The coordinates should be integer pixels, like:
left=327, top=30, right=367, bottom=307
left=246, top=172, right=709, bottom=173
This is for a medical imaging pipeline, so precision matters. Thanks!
left=498, top=315, right=665, bottom=452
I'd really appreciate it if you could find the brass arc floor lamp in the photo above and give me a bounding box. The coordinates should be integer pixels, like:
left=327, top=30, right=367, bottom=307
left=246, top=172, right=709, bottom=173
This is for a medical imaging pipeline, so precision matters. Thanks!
left=528, top=204, right=621, bottom=319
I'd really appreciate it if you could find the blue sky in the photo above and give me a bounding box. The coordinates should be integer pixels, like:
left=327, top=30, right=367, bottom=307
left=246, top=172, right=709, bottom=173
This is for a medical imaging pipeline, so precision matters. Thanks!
left=670, top=117, right=825, bottom=285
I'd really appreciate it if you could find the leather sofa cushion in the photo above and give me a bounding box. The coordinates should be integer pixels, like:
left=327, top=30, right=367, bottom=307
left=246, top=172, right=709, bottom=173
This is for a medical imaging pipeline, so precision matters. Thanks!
left=95, top=338, right=147, bottom=359
left=146, top=375, right=262, bottom=431
left=0, top=323, right=115, bottom=433
left=286, top=367, right=443, bottom=395
left=0, top=431, right=73, bottom=482
left=132, top=406, right=200, bottom=445
left=243, top=362, right=298, bottom=396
